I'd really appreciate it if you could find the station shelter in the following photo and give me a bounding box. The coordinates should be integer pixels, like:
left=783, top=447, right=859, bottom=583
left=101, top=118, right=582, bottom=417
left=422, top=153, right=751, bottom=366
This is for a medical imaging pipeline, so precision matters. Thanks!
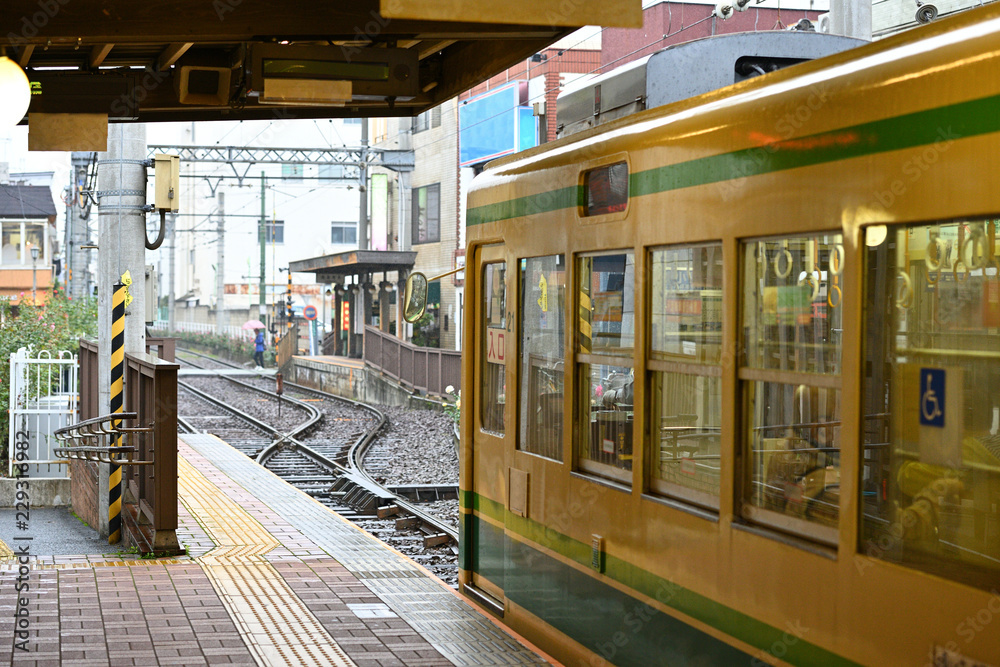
left=290, top=249, right=416, bottom=359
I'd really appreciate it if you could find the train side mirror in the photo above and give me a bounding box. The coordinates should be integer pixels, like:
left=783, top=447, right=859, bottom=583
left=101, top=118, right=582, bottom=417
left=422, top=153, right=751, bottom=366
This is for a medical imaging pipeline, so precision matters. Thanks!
left=403, top=272, right=428, bottom=323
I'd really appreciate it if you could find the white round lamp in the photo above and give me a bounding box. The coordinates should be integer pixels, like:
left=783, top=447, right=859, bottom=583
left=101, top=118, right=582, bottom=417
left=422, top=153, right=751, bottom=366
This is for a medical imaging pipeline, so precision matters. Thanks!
left=0, top=57, right=31, bottom=128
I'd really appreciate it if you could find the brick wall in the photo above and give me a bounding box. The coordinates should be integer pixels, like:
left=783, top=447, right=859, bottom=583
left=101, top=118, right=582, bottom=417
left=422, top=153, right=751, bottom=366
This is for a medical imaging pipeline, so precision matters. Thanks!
left=70, top=459, right=99, bottom=531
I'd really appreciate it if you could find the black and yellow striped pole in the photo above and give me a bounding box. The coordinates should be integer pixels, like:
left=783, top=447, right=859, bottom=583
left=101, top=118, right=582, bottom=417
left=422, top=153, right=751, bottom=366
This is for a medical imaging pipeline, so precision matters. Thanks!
left=108, top=282, right=126, bottom=544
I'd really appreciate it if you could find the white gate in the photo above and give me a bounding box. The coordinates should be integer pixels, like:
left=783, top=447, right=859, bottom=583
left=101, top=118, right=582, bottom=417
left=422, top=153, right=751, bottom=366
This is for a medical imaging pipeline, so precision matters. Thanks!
left=8, top=346, right=78, bottom=478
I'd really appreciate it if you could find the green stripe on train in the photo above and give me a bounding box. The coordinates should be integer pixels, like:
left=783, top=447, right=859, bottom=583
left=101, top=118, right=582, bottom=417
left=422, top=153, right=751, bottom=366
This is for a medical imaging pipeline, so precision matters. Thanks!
left=466, top=93, right=1000, bottom=226
left=461, top=491, right=862, bottom=667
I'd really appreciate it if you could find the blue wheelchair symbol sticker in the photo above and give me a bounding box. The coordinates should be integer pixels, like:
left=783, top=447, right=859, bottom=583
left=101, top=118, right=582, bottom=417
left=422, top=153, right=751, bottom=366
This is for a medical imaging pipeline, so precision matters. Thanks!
left=919, top=368, right=946, bottom=427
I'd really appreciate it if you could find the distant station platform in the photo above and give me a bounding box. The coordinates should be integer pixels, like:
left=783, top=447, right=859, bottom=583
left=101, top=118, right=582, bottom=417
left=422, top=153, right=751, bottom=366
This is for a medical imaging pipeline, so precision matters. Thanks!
left=0, top=434, right=552, bottom=666
left=179, top=368, right=278, bottom=376
left=295, top=355, right=365, bottom=370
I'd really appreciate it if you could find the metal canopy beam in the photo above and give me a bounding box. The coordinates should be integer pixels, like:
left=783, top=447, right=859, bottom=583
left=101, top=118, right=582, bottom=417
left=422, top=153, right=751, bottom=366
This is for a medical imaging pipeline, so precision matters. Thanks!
left=147, top=145, right=413, bottom=186
left=1, top=0, right=637, bottom=122
left=147, top=145, right=413, bottom=170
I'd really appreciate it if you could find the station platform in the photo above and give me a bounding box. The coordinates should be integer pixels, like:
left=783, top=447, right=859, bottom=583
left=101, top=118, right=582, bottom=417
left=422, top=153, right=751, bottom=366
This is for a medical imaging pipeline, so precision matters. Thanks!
left=0, top=434, right=553, bottom=667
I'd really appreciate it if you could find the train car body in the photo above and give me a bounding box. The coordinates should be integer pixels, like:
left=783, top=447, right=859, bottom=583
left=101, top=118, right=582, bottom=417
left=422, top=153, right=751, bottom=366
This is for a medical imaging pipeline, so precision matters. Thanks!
left=457, top=6, right=1000, bottom=666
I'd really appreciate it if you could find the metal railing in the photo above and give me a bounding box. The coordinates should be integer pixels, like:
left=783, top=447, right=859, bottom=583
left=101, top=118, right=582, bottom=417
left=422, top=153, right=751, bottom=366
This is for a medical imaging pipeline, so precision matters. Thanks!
left=74, top=341, right=180, bottom=552
left=7, top=346, right=78, bottom=478
left=277, top=322, right=299, bottom=372
left=363, top=325, right=460, bottom=396
left=123, top=352, right=179, bottom=551
left=53, top=412, right=152, bottom=466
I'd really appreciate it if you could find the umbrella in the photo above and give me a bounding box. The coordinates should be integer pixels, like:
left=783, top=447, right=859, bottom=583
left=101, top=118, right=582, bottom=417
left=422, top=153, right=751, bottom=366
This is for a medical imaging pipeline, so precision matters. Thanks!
left=242, top=319, right=266, bottom=330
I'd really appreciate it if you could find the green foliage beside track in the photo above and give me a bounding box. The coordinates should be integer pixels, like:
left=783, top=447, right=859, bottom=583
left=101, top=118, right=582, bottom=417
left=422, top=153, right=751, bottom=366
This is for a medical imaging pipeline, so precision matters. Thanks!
left=150, top=328, right=274, bottom=367
left=0, top=290, right=99, bottom=466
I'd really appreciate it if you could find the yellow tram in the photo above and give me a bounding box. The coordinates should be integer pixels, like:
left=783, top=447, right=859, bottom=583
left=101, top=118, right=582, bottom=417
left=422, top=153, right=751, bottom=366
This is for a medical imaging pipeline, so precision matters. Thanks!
left=441, top=6, right=1000, bottom=665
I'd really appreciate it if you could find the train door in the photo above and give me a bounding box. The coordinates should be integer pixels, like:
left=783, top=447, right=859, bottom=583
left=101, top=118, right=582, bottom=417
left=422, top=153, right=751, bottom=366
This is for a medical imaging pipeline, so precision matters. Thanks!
left=466, top=244, right=510, bottom=609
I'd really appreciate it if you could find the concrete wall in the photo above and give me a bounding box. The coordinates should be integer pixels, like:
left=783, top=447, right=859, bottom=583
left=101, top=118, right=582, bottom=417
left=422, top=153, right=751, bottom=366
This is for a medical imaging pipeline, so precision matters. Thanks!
left=0, top=476, right=72, bottom=508
left=292, top=357, right=416, bottom=407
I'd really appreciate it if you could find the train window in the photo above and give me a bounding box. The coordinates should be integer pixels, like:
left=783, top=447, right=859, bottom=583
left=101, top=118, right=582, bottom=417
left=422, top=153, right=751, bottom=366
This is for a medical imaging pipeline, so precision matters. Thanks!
left=583, top=162, right=628, bottom=217
left=648, top=244, right=723, bottom=508
left=481, top=262, right=506, bottom=434
left=740, top=234, right=844, bottom=544
left=519, top=255, right=566, bottom=460
left=577, top=252, right=635, bottom=483
left=862, top=220, right=1000, bottom=588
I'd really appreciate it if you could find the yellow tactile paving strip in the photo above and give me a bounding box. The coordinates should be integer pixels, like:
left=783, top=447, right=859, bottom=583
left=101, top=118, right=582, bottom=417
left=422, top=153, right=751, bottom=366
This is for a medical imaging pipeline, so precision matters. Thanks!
left=178, top=457, right=356, bottom=667
left=0, top=538, right=13, bottom=558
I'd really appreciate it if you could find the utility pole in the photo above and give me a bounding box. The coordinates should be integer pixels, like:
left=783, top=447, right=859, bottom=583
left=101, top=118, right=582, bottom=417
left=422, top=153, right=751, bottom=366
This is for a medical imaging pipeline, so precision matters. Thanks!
left=359, top=121, right=369, bottom=251
left=829, top=0, right=871, bottom=39
left=167, top=212, right=175, bottom=333
left=97, top=122, right=147, bottom=538
left=215, top=189, right=225, bottom=333
left=259, top=172, right=266, bottom=323
left=66, top=152, right=94, bottom=300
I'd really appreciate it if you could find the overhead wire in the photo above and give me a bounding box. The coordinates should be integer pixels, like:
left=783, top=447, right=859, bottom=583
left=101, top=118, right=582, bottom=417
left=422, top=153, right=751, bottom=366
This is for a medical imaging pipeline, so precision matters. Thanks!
left=164, top=10, right=773, bottom=253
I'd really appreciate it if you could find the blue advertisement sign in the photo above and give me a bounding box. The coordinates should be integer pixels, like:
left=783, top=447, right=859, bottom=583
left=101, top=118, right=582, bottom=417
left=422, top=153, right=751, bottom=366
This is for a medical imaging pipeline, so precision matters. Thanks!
left=460, top=81, right=537, bottom=167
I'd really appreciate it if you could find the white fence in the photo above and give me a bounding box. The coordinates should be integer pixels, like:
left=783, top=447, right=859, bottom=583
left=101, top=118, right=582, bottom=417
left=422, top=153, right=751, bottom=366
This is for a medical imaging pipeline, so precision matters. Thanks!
left=152, top=320, right=252, bottom=341
left=8, top=346, right=78, bottom=478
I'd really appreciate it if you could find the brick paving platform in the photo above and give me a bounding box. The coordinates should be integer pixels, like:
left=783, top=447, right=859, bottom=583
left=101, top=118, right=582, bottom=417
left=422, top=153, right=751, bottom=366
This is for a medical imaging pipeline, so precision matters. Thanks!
left=0, top=434, right=553, bottom=667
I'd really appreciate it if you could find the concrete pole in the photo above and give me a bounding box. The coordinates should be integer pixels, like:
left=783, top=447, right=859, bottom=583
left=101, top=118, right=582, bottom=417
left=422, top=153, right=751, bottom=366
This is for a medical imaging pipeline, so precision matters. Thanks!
left=167, top=212, right=175, bottom=333
left=68, top=152, right=94, bottom=300
left=829, top=0, right=871, bottom=40
left=259, top=172, right=267, bottom=321
left=359, top=121, right=369, bottom=250
left=215, top=190, right=225, bottom=333
left=398, top=170, right=411, bottom=251
left=97, top=121, right=147, bottom=537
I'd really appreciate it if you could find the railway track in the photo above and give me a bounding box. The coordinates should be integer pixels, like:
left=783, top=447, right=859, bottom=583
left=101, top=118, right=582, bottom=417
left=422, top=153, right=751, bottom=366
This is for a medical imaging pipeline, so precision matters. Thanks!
left=174, top=348, right=459, bottom=585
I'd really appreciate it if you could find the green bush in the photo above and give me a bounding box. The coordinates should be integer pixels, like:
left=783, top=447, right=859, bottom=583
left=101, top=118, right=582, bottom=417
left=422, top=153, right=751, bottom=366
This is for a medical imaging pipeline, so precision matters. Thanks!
left=148, top=327, right=255, bottom=365
left=0, top=290, right=99, bottom=464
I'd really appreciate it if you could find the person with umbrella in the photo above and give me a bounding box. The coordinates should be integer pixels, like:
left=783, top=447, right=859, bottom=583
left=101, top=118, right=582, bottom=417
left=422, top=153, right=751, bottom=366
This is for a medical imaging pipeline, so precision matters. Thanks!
left=253, top=328, right=266, bottom=369
left=242, top=319, right=267, bottom=369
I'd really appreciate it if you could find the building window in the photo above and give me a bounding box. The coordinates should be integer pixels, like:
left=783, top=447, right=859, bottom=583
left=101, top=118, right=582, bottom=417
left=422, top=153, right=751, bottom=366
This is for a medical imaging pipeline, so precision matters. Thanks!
left=741, top=233, right=844, bottom=545
left=576, top=251, right=635, bottom=484
left=648, top=243, right=723, bottom=509
left=1, top=221, right=44, bottom=265
left=519, top=255, right=566, bottom=460
left=862, top=220, right=1000, bottom=588
left=267, top=220, right=284, bottom=245
left=413, top=106, right=442, bottom=133
left=331, top=222, right=357, bottom=245
left=371, top=118, right=389, bottom=143
left=412, top=184, right=440, bottom=244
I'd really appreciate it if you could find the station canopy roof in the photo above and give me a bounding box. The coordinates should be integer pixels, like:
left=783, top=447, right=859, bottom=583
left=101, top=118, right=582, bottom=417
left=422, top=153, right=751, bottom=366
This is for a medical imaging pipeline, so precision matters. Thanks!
left=3, top=1, right=640, bottom=123
left=290, top=250, right=417, bottom=283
